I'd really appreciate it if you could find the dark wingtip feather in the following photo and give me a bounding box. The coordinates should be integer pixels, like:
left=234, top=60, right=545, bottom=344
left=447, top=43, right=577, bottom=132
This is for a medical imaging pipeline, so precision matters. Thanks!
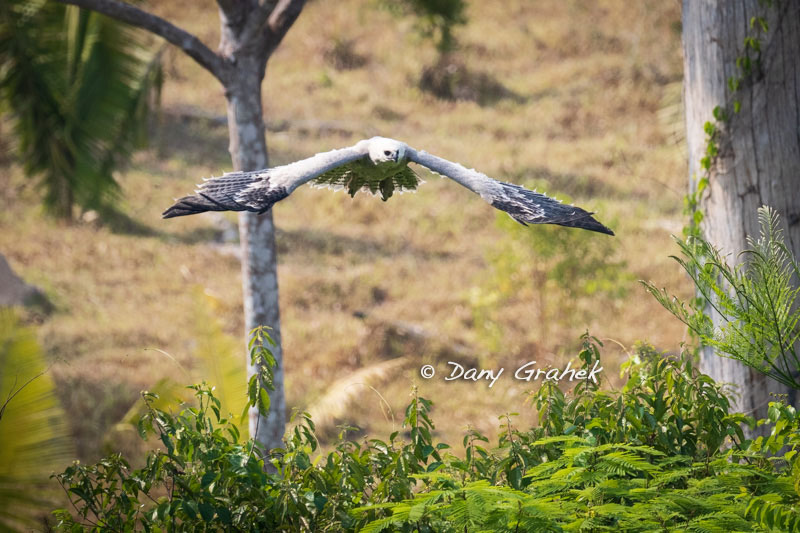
left=162, top=195, right=228, bottom=219
left=494, top=182, right=615, bottom=236
left=557, top=213, right=615, bottom=236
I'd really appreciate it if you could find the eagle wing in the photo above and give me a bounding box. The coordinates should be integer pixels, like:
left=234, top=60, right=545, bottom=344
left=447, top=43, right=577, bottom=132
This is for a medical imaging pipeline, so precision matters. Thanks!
left=407, top=148, right=614, bottom=235
left=162, top=144, right=370, bottom=218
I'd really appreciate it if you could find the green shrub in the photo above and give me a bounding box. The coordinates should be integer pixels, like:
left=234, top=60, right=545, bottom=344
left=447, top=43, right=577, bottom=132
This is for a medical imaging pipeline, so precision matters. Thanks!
left=52, top=334, right=800, bottom=532
left=380, top=0, right=467, bottom=54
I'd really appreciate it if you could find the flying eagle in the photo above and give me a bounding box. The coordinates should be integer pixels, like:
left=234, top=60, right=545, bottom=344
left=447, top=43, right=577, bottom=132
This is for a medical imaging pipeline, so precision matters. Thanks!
left=162, top=137, right=614, bottom=236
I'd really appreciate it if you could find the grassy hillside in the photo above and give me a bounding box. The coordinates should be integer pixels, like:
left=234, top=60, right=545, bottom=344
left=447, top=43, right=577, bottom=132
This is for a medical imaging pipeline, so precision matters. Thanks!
left=1, top=0, right=690, bottom=459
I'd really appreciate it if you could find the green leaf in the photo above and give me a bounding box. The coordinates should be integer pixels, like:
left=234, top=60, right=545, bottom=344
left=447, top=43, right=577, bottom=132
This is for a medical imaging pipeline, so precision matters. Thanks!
left=200, top=471, right=219, bottom=488
left=258, top=387, right=271, bottom=415
left=181, top=499, right=198, bottom=520
left=198, top=501, right=215, bottom=522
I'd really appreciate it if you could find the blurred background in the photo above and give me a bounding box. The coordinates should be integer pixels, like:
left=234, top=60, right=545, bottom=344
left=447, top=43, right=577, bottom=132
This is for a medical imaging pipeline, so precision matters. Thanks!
left=0, top=0, right=690, bottom=514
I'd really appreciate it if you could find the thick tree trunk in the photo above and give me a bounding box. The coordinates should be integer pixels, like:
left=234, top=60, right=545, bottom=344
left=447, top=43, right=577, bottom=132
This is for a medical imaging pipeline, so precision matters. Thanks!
left=222, top=53, right=285, bottom=447
left=683, top=1, right=800, bottom=420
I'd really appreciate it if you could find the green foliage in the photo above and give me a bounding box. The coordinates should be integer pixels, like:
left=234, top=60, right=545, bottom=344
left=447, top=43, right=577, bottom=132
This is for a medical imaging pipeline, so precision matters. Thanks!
left=0, top=310, right=73, bottom=531
left=51, top=383, right=439, bottom=531
left=380, top=0, right=467, bottom=53
left=470, top=211, right=630, bottom=350
left=52, top=334, right=800, bottom=532
left=0, top=0, right=161, bottom=219
left=645, top=207, right=800, bottom=390
left=246, top=325, right=277, bottom=421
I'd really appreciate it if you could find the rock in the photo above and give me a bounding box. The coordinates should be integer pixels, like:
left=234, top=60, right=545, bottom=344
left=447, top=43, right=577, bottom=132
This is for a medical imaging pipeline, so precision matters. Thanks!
left=0, top=254, right=53, bottom=313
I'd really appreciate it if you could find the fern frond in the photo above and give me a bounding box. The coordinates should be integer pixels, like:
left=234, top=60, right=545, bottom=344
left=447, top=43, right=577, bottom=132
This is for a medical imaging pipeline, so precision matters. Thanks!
left=645, top=206, right=800, bottom=389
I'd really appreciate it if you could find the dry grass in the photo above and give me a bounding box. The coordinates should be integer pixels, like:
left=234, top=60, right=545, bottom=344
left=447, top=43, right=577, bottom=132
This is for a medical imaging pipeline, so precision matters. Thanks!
left=1, top=0, right=691, bottom=459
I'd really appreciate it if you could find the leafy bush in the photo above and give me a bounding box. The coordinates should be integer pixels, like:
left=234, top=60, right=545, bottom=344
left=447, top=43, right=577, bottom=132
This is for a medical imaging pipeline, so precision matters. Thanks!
left=381, top=0, right=467, bottom=54
left=53, top=335, right=800, bottom=532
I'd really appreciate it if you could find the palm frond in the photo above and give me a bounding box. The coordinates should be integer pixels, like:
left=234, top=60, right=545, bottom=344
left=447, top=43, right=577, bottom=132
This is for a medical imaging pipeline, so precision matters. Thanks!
left=0, top=0, right=160, bottom=218
left=305, top=356, right=410, bottom=435
left=0, top=310, right=73, bottom=531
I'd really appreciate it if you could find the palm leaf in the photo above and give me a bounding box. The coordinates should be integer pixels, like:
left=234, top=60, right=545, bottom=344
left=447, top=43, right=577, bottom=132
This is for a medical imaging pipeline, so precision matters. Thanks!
left=190, top=289, right=249, bottom=429
left=0, top=0, right=160, bottom=218
left=0, top=310, right=73, bottom=531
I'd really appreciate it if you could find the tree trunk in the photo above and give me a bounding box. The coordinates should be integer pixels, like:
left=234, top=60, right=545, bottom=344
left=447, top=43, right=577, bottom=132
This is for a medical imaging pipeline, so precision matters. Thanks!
left=52, top=0, right=306, bottom=454
left=222, top=53, right=285, bottom=447
left=683, top=0, right=800, bottom=420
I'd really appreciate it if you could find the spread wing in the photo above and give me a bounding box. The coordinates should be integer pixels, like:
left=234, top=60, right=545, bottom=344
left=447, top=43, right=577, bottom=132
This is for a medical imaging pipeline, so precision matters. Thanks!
left=162, top=144, right=369, bottom=218
left=408, top=149, right=614, bottom=236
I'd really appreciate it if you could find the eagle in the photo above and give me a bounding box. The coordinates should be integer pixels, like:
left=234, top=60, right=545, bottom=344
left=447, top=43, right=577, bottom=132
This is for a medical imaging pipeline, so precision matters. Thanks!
left=163, top=137, right=614, bottom=236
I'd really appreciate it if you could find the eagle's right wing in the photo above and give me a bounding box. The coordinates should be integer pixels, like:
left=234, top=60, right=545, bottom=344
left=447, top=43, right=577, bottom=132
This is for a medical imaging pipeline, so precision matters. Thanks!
left=162, top=143, right=370, bottom=218
left=408, top=148, right=614, bottom=236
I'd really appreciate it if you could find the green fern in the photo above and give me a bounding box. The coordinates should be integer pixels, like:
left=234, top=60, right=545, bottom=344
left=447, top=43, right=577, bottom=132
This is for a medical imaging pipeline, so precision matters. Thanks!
left=644, top=206, right=800, bottom=389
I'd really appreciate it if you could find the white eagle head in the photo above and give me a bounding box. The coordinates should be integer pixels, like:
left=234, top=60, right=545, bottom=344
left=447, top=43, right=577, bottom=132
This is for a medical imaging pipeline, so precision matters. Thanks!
left=366, top=137, right=407, bottom=164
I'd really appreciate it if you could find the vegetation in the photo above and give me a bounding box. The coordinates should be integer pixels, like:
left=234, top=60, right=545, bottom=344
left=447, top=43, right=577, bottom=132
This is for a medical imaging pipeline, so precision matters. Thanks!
left=47, top=203, right=800, bottom=531
left=108, top=289, right=251, bottom=446
left=471, top=211, right=630, bottom=352
left=646, top=207, right=800, bottom=390
left=0, top=0, right=160, bottom=219
left=2, top=2, right=797, bottom=530
left=52, top=335, right=800, bottom=531
left=382, top=0, right=467, bottom=54
left=0, top=311, right=73, bottom=530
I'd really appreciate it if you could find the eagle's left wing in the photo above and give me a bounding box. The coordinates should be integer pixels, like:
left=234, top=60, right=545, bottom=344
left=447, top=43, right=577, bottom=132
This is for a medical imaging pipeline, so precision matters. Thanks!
left=407, top=148, right=614, bottom=236
left=162, top=143, right=370, bottom=218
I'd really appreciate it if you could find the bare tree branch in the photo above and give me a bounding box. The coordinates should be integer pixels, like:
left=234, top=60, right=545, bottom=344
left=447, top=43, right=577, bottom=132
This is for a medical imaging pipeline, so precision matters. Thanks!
left=264, top=0, right=306, bottom=52
left=52, top=0, right=232, bottom=84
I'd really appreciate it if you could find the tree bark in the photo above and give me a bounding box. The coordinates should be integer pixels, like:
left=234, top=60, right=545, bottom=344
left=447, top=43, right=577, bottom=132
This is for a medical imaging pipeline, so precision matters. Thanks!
left=220, top=34, right=286, bottom=449
left=683, top=0, right=800, bottom=420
